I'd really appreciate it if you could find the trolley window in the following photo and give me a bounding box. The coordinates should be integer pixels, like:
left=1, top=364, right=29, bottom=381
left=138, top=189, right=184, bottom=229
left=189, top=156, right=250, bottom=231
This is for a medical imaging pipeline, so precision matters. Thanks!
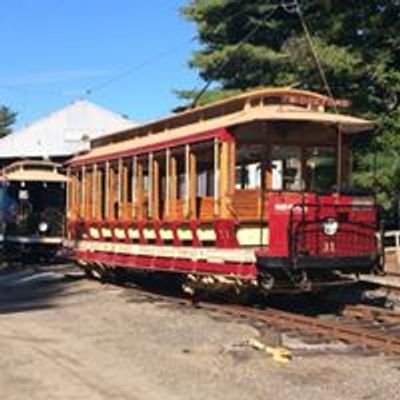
left=235, top=144, right=264, bottom=189
left=271, top=145, right=303, bottom=191
left=305, top=146, right=337, bottom=193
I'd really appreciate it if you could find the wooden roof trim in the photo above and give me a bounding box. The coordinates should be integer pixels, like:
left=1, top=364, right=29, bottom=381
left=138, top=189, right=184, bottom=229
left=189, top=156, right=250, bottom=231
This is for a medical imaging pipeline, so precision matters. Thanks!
left=1, top=160, right=67, bottom=182
left=91, top=88, right=349, bottom=149
left=69, top=104, right=373, bottom=168
left=2, top=160, right=62, bottom=175
left=69, top=128, right=228, bottom=168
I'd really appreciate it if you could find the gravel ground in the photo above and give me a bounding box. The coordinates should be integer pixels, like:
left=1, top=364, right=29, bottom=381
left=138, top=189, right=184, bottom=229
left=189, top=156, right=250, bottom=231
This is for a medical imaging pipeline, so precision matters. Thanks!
left=0, top=266, right=399, bottom=400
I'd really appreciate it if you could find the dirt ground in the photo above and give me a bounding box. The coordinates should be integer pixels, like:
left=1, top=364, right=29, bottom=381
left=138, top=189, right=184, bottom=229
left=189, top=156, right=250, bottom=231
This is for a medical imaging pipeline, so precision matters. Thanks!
left=0, top=265, right=399, bottom=400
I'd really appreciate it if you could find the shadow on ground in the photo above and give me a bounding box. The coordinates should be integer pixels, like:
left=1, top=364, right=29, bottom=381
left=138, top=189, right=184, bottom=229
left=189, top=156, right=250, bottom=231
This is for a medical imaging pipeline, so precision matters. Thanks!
left=0, top=264, right=83, bottom=314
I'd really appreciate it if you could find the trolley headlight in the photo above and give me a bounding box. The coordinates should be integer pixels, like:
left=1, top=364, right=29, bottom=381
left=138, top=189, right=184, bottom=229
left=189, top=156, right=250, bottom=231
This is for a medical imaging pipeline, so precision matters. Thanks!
left=322, top=218, right=339, bottom=236
left=38, top=221, right=49, bottom=233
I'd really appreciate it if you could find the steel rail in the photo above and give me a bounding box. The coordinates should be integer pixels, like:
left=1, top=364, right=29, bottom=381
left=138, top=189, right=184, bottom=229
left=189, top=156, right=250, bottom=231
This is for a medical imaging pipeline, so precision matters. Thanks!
left=200, top=303, right=400, bottom=355
left=103, top=279, right=400, bottom=355
left=342, top=304, right=400, bottom=324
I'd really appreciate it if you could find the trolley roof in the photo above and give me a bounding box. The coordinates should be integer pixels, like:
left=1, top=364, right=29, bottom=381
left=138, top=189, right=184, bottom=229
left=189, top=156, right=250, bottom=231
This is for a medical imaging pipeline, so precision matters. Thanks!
left=1, top=160, right=69, bottom=183
left=69, top=88, right=374, bottom=166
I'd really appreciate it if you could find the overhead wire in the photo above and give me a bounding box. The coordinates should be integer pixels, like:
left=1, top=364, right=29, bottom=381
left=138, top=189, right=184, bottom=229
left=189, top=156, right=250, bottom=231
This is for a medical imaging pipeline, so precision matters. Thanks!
left=3, top=0, right=336, bottom=117
left=178, top=4, right=263, bottom=106
left=190, top=0, right=337, bottom=109
left=84, top=37, right=196, bottom=97
left=190, top=2, right=286, bottom=108
left=83, top=3, right=262, bottom=99
left=2, top=3, right=263, bottom=122
left=286, top=0, right=338, bottom=112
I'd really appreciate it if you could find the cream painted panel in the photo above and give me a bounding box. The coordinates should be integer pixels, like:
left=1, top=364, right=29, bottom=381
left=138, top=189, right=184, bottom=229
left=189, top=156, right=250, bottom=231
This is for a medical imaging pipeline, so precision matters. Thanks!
left=115, top=228, right=126, bottom=240
left=77, top=240, right=257, bottom=264
left=197, top=227, right=216, bottom=242
left=143, top=228, right=156, bottom=240
left=160, top=228, right=174, bottom=240
left=177, top=227, right=193, bottom=241
left=128, top=228, right=140, bottom=239
left=101, top=228, right=112, bottom=238
left=236, top=226, right=269, bottom=246
left=89, top=228, right=100, bottom=239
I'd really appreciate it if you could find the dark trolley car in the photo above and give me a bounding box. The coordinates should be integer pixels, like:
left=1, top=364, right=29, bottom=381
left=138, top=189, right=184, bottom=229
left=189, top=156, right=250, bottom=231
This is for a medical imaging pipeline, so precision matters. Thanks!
left=66, top=88, right=382, bottom=293
left=0, top=160, right=68, bottom=262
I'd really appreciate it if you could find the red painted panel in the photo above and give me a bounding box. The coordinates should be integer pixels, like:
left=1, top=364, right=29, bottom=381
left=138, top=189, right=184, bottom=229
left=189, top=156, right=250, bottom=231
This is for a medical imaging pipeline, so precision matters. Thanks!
left=69, top=128, right=234, bottom=167
left=267, top=192, right=312, bottom=257
left=267, top=192, right=377, bottom=257
left=69, top=191, right=378, bottom=268
left=214, top=220, right=239, bottom=248
left=76, top=250, right=257, bottom=278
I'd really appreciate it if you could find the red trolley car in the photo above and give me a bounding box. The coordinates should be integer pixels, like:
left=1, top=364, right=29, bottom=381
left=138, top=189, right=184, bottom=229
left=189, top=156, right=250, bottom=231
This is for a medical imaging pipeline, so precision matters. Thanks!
left=66, top=88, right=381, bottom=293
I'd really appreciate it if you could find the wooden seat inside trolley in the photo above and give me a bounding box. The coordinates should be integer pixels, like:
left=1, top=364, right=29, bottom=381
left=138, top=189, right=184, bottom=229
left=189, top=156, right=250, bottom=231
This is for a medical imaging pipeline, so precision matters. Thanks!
left=67, top=88, right=373, bottom=251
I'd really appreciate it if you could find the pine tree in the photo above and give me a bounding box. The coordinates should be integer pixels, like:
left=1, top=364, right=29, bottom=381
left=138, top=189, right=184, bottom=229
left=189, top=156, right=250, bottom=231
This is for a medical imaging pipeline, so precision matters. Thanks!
left=0, top=106, right=17, bottom=137
left=180, top=0, right=400, bottom=209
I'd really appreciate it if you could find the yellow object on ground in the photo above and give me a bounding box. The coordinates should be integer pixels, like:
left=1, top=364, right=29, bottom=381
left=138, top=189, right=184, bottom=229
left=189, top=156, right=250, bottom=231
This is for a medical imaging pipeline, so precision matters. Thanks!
left=246, top=338, right=291, bottom=364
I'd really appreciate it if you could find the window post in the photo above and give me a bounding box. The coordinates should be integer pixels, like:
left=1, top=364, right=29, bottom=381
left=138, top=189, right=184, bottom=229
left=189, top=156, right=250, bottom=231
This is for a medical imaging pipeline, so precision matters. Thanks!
left=185, top=144, right=190, bottom=218
left=337, top=126, right=343, bottom=193
left=132, top=155, right=137, bottom=219
left=117, top=158, right=123, bottom=219
left=214, top=138, right=220, bottom=217
left=165, top=148, right=171, bottom=219
left=105, top=161, right=110, bottom=219
left=148, top=153, right=153, bottom=219
left=81, top=165, right=86, bottom=219
left=170, top=155, right=177, bottom=219
left=66, top=168, right=71, bottom=219
left=189, top=147, right=197, bottom=219
left=92, top=164, right=97, bottom=220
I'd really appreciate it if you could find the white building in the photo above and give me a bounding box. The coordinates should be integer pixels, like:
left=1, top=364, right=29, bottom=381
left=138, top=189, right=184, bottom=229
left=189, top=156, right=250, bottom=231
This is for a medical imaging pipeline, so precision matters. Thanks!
left=0, top=99, right=136, bottom=164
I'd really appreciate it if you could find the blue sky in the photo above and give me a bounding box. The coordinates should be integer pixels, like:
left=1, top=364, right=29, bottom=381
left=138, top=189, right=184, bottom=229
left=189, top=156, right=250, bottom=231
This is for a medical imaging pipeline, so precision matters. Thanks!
left=0, top=0, right=200, bottom=129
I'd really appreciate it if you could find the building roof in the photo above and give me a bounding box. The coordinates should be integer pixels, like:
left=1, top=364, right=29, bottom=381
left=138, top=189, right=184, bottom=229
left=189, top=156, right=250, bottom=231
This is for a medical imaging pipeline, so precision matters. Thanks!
left=0, top=99, right=136, bottom=159
left=69, top=89, right=375, bottom=167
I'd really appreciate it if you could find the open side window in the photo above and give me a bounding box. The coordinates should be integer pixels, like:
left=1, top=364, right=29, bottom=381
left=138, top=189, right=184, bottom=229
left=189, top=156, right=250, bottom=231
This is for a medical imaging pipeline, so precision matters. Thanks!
left=271, top=145, right=303, bottom=191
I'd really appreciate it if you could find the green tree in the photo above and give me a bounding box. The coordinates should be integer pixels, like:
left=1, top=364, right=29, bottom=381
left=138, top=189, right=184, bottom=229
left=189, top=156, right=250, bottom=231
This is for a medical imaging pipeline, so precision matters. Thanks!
left=180, top=0, right=400, bottom=209
left=0, top=106, right=17, bottom=137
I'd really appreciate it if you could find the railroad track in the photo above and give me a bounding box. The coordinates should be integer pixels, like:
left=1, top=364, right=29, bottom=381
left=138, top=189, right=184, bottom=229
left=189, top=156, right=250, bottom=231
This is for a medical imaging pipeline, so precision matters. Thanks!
left=201, top=303, right=400, bottom=355
left=95, top=276, right=400, bottom=356
left=9, top=264, right=400, bottom=356
left=342, top=304, right=400, bottom=324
